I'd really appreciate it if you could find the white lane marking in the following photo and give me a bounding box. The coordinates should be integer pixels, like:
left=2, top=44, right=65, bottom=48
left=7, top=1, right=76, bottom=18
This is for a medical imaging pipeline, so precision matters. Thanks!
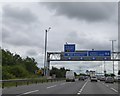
left=47, top=85, right=57, bottom=89
left=77, top=93, right=80, bottom=94
left=100, top=82, right=118, bottom=93
left=77, top=80, right=89, bottom=94
left=60, top=83, right=66, bottom=85
left=16, top=90, right=39, bottom=96
left=110, top=88, right=118, bottom=93
left=106, top=85, right=109, bottom=87
left=23, top=90, right=39, bottom=95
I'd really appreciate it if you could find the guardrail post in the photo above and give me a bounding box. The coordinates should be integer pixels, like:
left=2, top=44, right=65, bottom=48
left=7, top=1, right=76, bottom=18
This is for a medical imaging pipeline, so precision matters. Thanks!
left=2, top=82, right=4, bottom=89
left=16, top=82, right=17, bottom=87
left=36, top=81, right=37, bottom=84
left=27, top=81, right=29, bottom=85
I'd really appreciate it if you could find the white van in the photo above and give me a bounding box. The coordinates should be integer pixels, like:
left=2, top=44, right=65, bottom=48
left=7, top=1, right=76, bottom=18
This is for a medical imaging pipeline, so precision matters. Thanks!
left=66, top=71, right=75, bottom=82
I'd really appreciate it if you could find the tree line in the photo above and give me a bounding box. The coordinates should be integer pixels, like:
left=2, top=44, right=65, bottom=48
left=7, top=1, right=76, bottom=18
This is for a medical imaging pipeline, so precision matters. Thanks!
left=2, top=49, right=39, bottom=79
left=2, top=49, right=73, bottom=79
left=50, top=67, right=71, bottom=78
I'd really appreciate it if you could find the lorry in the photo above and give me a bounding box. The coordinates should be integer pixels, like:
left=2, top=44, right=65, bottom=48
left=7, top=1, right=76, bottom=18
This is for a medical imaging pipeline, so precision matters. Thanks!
left=89, top=71, right=96, bottom=77
left=66, top=71, right=75, bottom=82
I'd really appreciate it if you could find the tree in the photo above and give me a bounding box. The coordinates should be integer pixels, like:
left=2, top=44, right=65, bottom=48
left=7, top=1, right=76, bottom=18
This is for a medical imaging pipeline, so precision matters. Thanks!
left=118, top=70, right=120, bottom=75
left=74, top=72, right=77, bottom=76
left=50, top=67, right=70, bottom=78
left=2, top=49, right=39, bottom=79
left=23, top=57, right=39, bottom=74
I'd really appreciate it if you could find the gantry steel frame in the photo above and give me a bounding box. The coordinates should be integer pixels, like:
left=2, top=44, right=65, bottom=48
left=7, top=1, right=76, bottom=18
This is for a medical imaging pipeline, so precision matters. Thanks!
left=45, top=52, right=120, bottom=76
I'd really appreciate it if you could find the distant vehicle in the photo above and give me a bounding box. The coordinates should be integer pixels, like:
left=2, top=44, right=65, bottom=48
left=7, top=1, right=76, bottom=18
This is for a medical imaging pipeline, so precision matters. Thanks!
left=66, top=71, right=75, bottom=82
left=91, top=76, right=97, bottom=82
left=96, top=75, right=101, bottom=80
left=85, top=76, right=89, bottom=79
left=89, top=71, right=96, bottom=77
left=100, top=76, right=105, bottom=81
left=114, top=75, right=120, bottom=82
left=105, top=77, right=114, bottom=83
left=79, top=76, right=85, bottom=81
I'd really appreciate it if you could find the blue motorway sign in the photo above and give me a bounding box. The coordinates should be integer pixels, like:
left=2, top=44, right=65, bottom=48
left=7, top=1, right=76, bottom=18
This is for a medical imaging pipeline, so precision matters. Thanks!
left=61, top=50, right=111, bottom=61
left=64, top=44, right=75, bottom=52
left=88, top=50, right=111, bottom=56
left=64, top=52, right=87, bottom=56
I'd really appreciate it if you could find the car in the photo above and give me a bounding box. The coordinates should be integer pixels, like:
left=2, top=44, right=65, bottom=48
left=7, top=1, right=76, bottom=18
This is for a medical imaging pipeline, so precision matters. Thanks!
left=91, top=76, right=97, bottom=82
left=79, top=76, right=85, bottom=81
left=114, top=76, right=120, bottom=82
left=100, top=76, right=105, bottom=81
left=105, top=77, right=114, bottom=83
left=96, top=75, right=101, bottom=80
left=85, top=76, right=89, bottom=79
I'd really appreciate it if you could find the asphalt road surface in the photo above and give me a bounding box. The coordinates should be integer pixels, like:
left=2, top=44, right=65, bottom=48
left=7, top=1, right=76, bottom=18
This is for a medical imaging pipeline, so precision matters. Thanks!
left=2, top=79, right=119, bottom=96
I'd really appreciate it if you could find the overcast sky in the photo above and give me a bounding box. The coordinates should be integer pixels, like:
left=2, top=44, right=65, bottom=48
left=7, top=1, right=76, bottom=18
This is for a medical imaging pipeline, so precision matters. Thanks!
left=1, top=1, right=119, bottom=74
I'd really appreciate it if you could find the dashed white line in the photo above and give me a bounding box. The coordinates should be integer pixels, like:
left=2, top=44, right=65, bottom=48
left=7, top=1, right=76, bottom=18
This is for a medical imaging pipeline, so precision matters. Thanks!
left=47, top=85, right=57, bottom=89
left=23, top=90, right=39, bottom=94
left=77, top=80, right=89, bottom=95
left=16, top=90, right=39, bottom=96
left=110, top=88, right=118, bottom=93
left=60, top=83, right=66, bottom=85
left=106, top=85, right=109, bottom=87
left=100, top=81, right=118, bottom=93
left=77, top=93, right=80, bottom=94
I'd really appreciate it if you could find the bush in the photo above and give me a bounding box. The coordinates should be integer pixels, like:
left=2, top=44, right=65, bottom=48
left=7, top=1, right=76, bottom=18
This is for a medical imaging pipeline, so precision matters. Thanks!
left=2, top=66, right=15, bottom=79
left=10, top=65, right=29, bottom=78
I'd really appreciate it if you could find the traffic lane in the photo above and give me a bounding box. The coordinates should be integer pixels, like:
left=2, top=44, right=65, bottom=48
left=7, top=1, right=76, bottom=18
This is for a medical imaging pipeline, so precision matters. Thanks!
left=32, top=80, right=87, bottom=94
left=100, top=81, right=118, bottom=91
left=80, top=80, right=118, bottom=94
left=2, top=80, right=66, bottom=95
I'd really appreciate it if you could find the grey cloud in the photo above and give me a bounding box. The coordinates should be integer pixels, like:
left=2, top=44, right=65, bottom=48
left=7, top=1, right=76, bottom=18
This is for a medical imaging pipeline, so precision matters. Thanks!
left=2, top=26, right=44, bottom=48
left=2, top=27, right=10, bottom=39
left=66, top=31, right=111, bottom=50
left=3, top=5, right=37, bottom=24
left=42, top=2, right=117, bottom=22
left=26, top=49, right=38, bottom=56
left=66, top=31, right=87, bottom=44
left=2, top=5, right=44, bottom=49
left=3, top=32, right=44, bottom=48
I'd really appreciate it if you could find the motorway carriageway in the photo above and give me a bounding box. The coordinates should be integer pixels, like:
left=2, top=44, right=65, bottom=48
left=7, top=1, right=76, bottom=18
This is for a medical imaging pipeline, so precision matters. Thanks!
left=2, top=79, right=119, bottom=95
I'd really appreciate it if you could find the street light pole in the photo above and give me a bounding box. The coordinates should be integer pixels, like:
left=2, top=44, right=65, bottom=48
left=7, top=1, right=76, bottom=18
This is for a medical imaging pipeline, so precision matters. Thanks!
left=104, top=61, right=106, bottom=75
left=110, top=40, right=116, bottom=75
left=44, top=27, right=51, bottom=76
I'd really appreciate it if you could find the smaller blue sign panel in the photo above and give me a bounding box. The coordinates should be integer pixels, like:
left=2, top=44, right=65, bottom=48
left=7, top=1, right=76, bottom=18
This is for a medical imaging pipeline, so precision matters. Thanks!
left=88, top=51, right=111, bottom=56
left=64, top=52, right=87, bottom=57
left=64, top=44, right=75, bottom=52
